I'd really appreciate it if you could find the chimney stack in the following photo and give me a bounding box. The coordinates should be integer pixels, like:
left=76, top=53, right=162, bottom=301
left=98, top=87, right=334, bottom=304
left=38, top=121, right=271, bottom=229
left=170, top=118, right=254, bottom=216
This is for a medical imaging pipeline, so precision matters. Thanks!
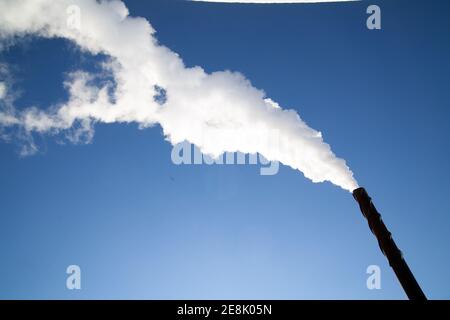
left=353, top=187, right=426, bottom=300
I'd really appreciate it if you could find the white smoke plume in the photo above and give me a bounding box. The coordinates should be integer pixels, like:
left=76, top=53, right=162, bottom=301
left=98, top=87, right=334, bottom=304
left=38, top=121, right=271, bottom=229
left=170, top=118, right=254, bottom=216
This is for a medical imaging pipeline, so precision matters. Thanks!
left=0, top=0, right=358, bottom=192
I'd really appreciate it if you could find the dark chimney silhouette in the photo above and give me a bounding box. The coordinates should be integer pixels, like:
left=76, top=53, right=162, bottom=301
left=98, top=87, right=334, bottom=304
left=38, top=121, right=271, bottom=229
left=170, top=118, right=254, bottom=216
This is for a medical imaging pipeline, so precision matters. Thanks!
left=353, top=187, right=426, bottom=300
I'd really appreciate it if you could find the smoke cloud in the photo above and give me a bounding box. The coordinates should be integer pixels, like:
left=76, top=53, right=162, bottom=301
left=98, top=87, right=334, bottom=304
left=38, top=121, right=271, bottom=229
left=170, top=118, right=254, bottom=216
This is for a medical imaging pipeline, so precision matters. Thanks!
left=0, top=0, right=358, bottom=192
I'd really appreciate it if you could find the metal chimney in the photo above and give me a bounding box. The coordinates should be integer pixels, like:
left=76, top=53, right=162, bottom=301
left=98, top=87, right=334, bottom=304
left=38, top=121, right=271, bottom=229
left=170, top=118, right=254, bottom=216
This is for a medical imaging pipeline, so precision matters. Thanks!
left=353, top=187, right=426, bottom=300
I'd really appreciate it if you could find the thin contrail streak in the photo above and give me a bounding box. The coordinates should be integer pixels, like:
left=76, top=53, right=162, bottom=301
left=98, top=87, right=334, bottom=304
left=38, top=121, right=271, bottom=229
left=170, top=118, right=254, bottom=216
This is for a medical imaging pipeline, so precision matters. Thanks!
left=190, top=0, right=359, bottom=3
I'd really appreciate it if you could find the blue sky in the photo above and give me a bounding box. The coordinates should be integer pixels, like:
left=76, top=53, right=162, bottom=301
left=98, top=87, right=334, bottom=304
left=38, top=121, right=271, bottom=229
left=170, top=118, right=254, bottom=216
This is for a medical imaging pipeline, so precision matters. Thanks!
left=0, top=0, right=449, bottom=299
